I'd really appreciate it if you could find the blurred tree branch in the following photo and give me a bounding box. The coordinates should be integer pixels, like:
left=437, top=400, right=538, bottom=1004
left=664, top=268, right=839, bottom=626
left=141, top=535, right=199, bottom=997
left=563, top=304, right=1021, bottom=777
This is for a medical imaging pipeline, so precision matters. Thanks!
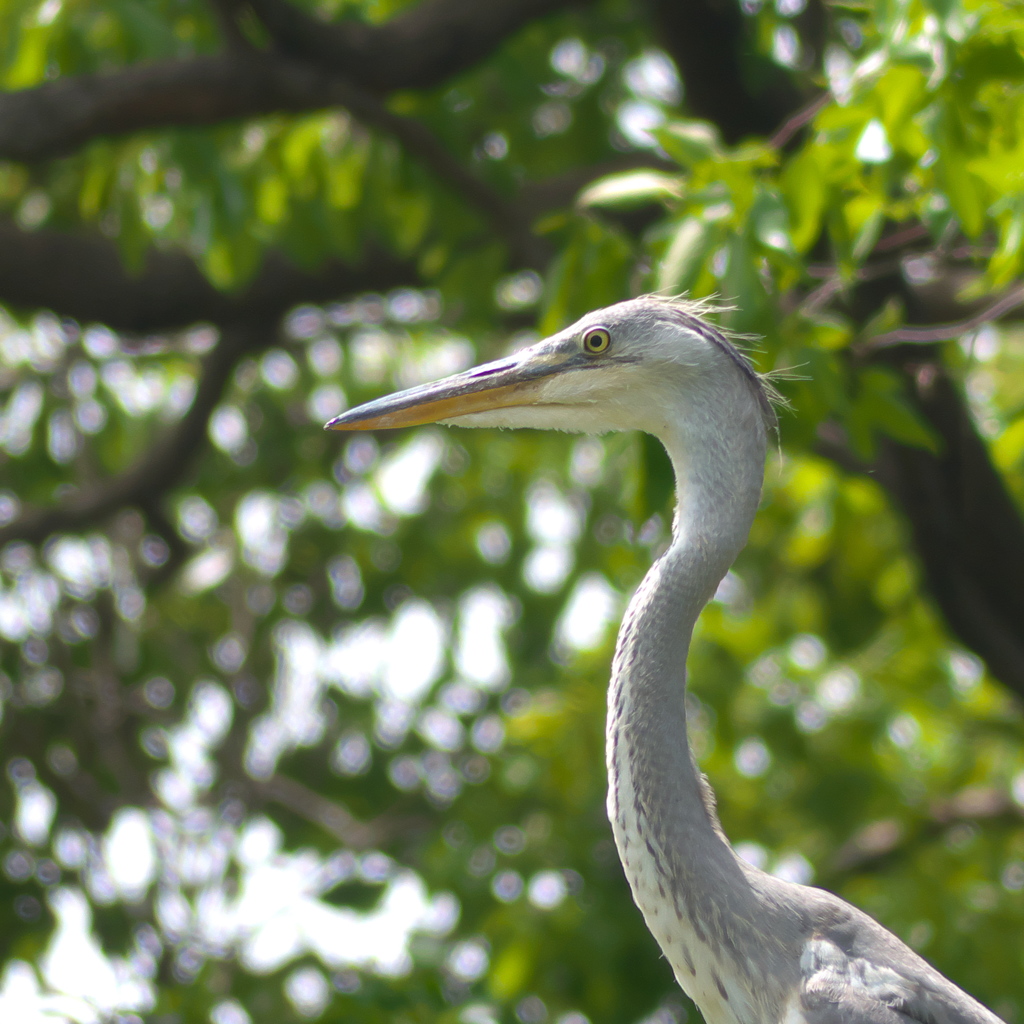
left=0, top=0, right=580, bottom=163
left=253, top=773, right=427, bottom=850
left=241, top=0, right=579, bottom=91
left=0, top=125, right=643, bottom=549
left=802, top=257, right=1024, bottom=700
left=0, top=229, right=417, bottom=551
left=832, top=785, right=1023, bottom=875
left=874, top=354, right=1024, bottom=700
left=0, top=220, right=418, bottom=333
left=866, top=286, right=1024, bottom=348
left=318, top=80, right=552, bottom=267
left=0, top=324, right=273, bottom=548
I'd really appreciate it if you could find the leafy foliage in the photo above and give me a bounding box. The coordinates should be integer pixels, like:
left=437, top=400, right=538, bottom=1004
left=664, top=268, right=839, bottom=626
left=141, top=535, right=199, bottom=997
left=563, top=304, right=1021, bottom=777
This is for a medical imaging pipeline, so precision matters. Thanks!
left=1, top=1, right=1024, bottom=1023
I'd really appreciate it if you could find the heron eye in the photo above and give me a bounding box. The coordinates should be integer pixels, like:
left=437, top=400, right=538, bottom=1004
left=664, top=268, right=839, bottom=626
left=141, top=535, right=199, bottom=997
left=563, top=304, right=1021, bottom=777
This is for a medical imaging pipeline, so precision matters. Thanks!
left=582, top=327, right=611, bottom=354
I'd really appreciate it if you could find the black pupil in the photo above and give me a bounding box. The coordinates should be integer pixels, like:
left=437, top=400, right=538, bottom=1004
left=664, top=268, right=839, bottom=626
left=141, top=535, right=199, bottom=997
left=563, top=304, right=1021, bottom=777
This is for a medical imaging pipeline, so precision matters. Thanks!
left=588, top=331, right=607, bottom=350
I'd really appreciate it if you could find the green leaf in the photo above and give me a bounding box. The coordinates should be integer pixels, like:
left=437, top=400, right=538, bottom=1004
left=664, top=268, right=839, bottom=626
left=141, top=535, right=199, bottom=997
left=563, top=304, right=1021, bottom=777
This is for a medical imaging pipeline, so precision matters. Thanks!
left=655, top=216, right=710, bottom=293
left=576, top=170, right=681, bottom=208
left=654, top=120, right=723, bottom=167
left=781, top=149, right=826, bottom=253
left=850, top=205, right=885, bottom=263
left=852, top=367, right=941, bottom=454
left=751, top=189, right=794, bottom=256
left=490, top=941, right=534, bottom=999
left=860, top=296, right=905, bottom=342
left=281, top=119, right=327, bottom=186
left=958, top=39, right=1024, bottom=87
left=256, top=174, right=288, bottom=225
left=640, top=432, right=674, bottom=519
left=936, top=104, right=986, bottom=237
left=993, top=416, right=1024, bottom=472
left=720, top=233, right=764, bottom=333
left=802, top=347, right=850, bottom=415
left=988, top=198, right=1024, bottom=286
left=541, top=218, right=631, bottom=333
left=877, top=66, right=928, bottom=134
left=327, top=145, right=370, bottom=210
left=4, top=24, right=48, bottom=88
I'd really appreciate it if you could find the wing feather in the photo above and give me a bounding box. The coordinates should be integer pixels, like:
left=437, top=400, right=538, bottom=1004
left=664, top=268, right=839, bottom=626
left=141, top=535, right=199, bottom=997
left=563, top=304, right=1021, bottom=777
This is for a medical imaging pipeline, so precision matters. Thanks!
left=796, top=935, right=1003, bottom=1024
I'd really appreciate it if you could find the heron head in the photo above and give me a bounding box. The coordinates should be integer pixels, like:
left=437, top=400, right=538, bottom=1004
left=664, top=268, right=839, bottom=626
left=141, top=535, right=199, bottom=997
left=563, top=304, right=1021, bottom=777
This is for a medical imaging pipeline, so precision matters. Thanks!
left=326, top=296, right=772, bottom=437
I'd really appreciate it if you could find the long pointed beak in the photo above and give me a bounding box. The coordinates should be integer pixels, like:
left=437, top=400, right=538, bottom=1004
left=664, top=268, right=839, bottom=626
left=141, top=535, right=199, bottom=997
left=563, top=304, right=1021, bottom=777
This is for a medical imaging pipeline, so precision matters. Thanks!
left=325, top=345, right=576, bottom=431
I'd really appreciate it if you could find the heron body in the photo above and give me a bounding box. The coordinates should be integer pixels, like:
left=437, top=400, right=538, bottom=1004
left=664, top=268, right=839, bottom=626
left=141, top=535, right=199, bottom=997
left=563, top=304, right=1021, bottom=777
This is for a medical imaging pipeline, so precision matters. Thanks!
left=328, top=297, right=1003, bottom=1024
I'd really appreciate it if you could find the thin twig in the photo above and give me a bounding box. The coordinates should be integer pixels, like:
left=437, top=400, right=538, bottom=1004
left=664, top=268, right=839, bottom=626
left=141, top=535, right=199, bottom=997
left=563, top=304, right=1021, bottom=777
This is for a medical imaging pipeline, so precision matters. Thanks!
left=796, top=276, right=845, bottom=317
left=256, top=773, right=422, bottom=849
left=768, top=92, right=830, bottom=149
left=873, top=224, right=930, bottom=253
left=867, top=285, right=1024, bottom=348
left=795, top=257, right=906, bottom=317
left=831, top=785, right=1021, bottom=874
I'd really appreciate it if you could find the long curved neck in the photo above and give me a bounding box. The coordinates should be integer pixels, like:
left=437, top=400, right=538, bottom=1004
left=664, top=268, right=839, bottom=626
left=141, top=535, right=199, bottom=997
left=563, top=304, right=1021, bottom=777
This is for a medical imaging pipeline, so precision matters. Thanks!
left=606, top=395, right=768, bottom=1012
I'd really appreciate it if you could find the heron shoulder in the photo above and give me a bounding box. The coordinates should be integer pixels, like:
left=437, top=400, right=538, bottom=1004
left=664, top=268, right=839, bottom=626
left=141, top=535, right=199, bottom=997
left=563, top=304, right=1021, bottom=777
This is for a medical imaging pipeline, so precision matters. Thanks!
left=792, top=918, right=1006, bottom=1024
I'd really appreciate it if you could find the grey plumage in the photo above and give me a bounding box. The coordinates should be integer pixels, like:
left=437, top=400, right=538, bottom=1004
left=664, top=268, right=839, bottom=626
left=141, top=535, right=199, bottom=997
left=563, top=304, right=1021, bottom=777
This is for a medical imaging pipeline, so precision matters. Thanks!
left=328, top=296, right=1004, bottom=1024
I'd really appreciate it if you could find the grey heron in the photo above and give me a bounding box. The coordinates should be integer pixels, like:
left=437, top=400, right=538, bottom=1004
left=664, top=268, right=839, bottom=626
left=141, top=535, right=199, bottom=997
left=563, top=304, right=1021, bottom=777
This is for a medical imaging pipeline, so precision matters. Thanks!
left=327, top=296, right=1003, bottom=1024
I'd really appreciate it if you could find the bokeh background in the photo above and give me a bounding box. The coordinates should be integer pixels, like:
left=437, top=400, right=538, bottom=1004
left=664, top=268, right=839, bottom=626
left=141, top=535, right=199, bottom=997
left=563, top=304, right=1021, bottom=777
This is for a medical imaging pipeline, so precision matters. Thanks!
left=1, top=0, right=1024, bottom=1022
